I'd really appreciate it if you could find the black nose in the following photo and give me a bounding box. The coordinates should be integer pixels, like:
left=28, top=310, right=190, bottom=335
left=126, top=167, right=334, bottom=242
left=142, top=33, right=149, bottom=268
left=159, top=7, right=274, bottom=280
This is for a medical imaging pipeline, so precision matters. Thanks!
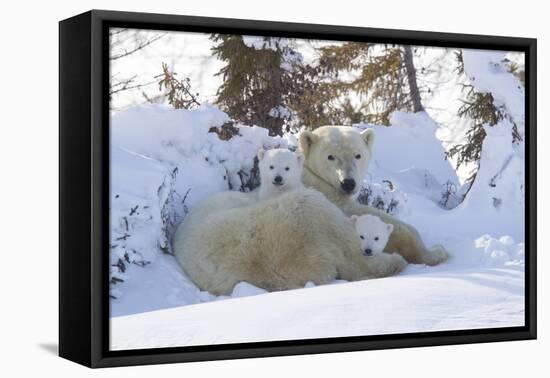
left=340, top=178, right=356, bottom=192
left=364, top=249, right=372, bottom=256
left=274, top=175, right=283, bottom=183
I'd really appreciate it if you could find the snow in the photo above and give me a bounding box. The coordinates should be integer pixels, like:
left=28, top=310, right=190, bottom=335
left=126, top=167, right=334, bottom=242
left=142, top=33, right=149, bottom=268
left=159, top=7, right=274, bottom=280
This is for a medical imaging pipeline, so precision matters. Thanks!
left=356, top=111, right=461, bottom=214
left=462, top=49, right=525, bottom=128
left=269, top=105, right=293, bottom=119
left=108, top=48, right=525, bottom=350
left=363, top=111, right=459, bottom=186
left=111, top=265, right=524, bottom=350
left=242, top=36, right=290, bottom=51
left=242, top=36, right=303, bottom=71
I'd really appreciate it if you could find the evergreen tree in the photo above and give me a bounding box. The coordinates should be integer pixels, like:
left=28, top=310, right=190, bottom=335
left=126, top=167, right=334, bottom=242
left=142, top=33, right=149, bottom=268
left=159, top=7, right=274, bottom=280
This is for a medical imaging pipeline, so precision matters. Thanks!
left=317, top=42, right=426, bottom=125
left=447, top=50, right=523, bottom=194
left=211, top=35, right=300, bottom=136
left=284, top=63, right=340, bottom=129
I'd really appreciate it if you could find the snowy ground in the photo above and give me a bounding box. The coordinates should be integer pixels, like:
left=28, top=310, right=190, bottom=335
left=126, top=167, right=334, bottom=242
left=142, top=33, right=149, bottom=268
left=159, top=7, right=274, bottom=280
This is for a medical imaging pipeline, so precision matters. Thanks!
left=108, top=48, right=525, bottom=350
left=111, top=264, right=524, bottom=350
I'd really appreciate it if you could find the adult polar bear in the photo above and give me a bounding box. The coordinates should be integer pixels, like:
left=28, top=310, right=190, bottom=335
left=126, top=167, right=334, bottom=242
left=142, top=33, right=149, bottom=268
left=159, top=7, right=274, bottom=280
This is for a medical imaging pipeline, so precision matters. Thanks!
left=173, top=188, right=406, bottom=295
left=173, top=126, right=446, bottom=295
left=300, top=126, right=449, bottom=265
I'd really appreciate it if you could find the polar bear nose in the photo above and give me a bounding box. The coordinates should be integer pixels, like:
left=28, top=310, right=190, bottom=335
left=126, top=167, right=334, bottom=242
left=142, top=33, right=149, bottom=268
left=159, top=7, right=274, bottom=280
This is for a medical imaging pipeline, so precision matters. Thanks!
left=274, top=175, right=283, bottom=183
left=364, top=248, right=373, bottom=256
left=340, top=178, right=356, bottom=192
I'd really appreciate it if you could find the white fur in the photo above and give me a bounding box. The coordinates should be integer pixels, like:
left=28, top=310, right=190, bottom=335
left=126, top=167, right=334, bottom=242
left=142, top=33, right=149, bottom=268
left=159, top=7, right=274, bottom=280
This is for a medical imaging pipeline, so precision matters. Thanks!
left=173, top=188, right=407, bottom=295
left=300, top=126, right=449, bottom=265
left=257, top=148, right=303, bottom=201
left=351, top=214, right=394, bottom=257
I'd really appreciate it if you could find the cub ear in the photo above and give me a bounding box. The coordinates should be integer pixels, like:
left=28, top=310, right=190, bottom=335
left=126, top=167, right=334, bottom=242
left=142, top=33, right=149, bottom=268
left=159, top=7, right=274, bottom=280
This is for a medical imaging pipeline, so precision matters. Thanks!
left=361, top=129, right=375, bottom=151
left=296, top=153, right=304, bottom=164
left=386, top=223, right=394, bottom=235
left=257, top=148, right=266, bottom=160
left=350, top=215, right=359, bottom=225
left=299, top=131, right=318, bottom=158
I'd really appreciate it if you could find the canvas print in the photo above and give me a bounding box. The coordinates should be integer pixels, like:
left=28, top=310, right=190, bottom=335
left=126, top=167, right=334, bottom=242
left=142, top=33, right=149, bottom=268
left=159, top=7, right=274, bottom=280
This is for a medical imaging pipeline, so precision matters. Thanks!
left=108, top=28, right=526, bottom=351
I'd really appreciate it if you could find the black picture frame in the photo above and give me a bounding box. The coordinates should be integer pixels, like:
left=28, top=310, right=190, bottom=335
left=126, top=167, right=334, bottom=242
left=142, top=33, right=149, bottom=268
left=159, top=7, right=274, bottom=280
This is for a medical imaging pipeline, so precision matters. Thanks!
left=59, top=9, right=537, bottom=368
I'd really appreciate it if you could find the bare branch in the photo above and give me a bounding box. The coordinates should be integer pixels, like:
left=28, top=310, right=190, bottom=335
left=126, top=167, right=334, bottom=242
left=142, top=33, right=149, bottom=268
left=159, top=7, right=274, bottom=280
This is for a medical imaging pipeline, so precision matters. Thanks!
left=110, top=33, right=164, bottom=61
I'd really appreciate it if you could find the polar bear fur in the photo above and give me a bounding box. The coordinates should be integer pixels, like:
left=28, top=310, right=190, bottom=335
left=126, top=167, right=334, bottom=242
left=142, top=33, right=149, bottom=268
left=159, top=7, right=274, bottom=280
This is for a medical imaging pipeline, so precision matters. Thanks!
left=173, top=188, right=407, bottom=295
left=351, top=214, right=393, bottom=257
left=300, top=126, right=448, bottom=265
left=257, top=148, right=304, bottom=201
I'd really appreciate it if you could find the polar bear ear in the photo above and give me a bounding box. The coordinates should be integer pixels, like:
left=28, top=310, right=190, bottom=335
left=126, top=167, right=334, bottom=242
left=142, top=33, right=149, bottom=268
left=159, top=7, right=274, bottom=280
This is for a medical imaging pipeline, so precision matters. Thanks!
left=386, top=223, right=394, bottom=235
left=296, top=153, right=304, bottom=164
left=257, top=148, right=266, bottom=160
left=361, top=129, right=375, bottom=151
left=299, top=131, right=318, bottom=158
left=350, top=215, right=359, bottom=225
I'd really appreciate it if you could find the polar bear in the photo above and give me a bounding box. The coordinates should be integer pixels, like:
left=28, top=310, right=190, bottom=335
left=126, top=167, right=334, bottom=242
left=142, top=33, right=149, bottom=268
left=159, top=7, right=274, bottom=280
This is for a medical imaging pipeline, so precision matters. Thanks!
left=300, top=126, right=448, bottom=265
left=173, top=188, right=407, bottom=295
left=257, top=148, right=303, bottom=201
left=351, top=214, right=393, bottom=257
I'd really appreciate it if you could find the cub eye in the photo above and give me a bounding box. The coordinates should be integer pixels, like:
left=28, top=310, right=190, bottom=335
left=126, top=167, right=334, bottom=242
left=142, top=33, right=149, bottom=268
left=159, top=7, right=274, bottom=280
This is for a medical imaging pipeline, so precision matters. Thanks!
left=355, top=154, right=361, bottom=159
left=285, top=167, right=290, bottom=171
left=360, top=235, right=364, bottom=240
left=374, top=237, right=379, bottom=241
left=328, top=155, right=335, bottom=161
left=269, top=165, right=274, bottom=170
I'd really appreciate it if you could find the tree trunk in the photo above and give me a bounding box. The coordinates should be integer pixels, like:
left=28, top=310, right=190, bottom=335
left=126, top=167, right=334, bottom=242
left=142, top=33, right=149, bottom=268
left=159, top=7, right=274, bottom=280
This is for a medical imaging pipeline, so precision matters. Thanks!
left=403, top=45, right=424, bottom=113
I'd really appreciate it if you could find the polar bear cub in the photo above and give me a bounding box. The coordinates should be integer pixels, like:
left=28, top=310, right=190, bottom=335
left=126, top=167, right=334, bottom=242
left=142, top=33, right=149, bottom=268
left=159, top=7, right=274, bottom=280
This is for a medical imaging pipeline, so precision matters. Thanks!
left=351, top=214, right=394, bottom=257
left=258, top=148, right=304, bottom=201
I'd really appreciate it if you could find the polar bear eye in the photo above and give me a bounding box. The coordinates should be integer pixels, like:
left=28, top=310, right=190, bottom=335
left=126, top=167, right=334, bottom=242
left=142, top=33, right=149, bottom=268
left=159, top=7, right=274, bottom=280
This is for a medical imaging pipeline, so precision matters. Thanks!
left=285, top=167, right=290, bottom=171
left=374, top=236, right=379, bottom=241
left=360, top=235, right=364, bottom=240
left=355, top=154, right=361, bottom=159
left=269, top=165, right=274, bottom=170
left=328, top=155, right=335, bottom=161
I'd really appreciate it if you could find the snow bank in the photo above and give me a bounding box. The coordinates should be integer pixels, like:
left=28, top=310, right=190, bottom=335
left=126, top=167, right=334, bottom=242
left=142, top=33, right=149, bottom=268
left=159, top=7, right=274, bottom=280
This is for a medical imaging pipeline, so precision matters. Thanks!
left=111, top=103, right=294, bottom=195
left=109, top=104, right=296, bottom=310
left=356, top=111, right=460, bottom=213
left=109, top=98, right=524, bottom=344
left=109, top=147, right=177, bottom=297
left=110, top=265, right=524, bottom=350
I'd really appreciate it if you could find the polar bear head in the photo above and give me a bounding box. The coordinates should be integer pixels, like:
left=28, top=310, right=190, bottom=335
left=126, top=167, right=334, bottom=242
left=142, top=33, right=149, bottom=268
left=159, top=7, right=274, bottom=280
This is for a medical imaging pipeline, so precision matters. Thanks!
left=350, top=214, right=393, bottom=256
left=258, top=148, right=304, bottom=196
left=299, top=126, right=374, bottom=196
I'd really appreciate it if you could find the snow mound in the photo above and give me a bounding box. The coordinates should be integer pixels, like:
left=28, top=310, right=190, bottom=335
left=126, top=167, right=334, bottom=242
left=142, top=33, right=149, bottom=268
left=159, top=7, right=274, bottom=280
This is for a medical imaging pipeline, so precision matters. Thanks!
left=109, top=147, right=178, bottom=297
left=474, top=235, right=524, bottom=267
left=452, top=120, right=525, bottom=239
left=356, top=111, right=460, bottom=210
left=357, top=181, right=408, bottom=215
left=111, top=104, right=230, bottom=163
left=110, top=266, right=524, bottom=350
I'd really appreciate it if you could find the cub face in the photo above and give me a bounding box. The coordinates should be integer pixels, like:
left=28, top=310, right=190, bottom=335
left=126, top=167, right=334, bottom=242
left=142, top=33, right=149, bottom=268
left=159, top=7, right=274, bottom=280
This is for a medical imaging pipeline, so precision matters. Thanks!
left=258, top=148, right=304, bottom=192
left=351, top=214, right=393, bottom=256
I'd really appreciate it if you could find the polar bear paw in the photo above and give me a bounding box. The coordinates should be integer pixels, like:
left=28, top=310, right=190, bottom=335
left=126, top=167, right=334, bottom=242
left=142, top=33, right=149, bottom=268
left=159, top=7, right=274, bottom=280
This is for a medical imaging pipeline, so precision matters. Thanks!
left=367, top=252, right=408, bottom=278
left=388, top=252, right=408, bottom=274
left=423, top=244, right=450, bottom=266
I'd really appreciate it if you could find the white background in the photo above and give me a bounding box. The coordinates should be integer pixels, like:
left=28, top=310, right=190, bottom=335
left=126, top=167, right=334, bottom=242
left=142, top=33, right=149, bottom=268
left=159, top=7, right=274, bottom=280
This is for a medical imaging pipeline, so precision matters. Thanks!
left=0, top=0, right=546, bottom=376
